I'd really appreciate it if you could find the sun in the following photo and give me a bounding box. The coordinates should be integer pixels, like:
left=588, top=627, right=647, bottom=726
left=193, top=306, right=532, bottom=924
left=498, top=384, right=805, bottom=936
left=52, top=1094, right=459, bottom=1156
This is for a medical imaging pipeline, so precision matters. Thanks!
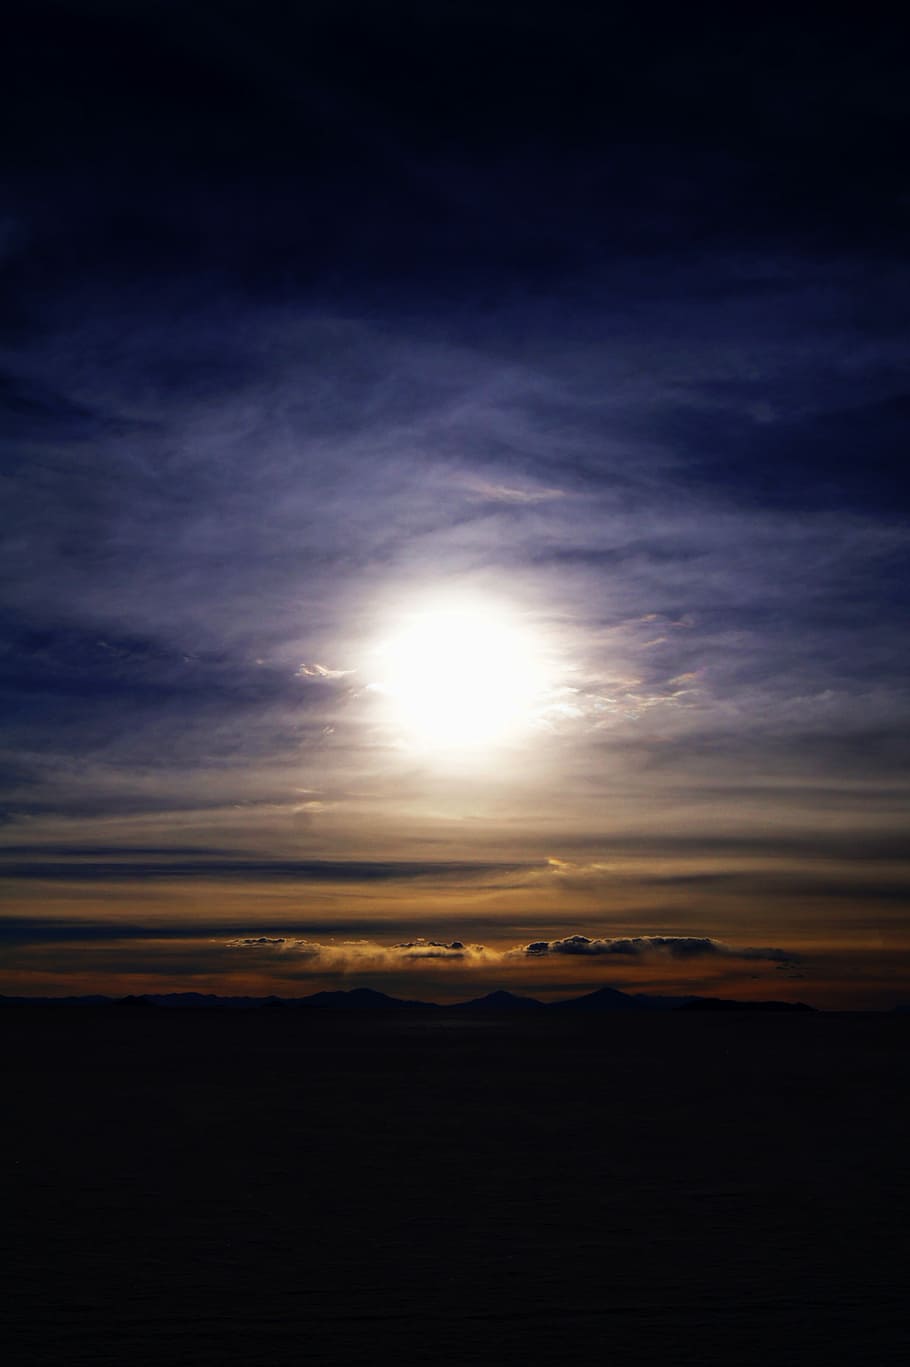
left=369, top=600, right=549, bottom=750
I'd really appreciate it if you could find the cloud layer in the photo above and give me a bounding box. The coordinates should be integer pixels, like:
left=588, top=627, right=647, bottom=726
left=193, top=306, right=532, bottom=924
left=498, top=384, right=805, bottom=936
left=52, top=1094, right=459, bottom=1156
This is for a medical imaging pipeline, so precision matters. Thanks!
left=519, top=934, right=797, bottom=962
left=224, top=932, right=799, bottom=970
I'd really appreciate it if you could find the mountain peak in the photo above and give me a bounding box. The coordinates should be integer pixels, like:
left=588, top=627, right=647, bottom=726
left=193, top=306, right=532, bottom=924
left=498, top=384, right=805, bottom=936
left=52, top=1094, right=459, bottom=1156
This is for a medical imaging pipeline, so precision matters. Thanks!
left=455, top=989, right=545, bottom=1011
left=299, top=987, right=431, bottom=1010
left=551, top=985, right=642, bottom=1011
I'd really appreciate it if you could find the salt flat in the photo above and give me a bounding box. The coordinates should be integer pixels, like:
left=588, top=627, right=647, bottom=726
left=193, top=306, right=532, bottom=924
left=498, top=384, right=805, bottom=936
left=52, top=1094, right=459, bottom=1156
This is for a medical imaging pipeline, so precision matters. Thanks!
left=3, top=1008, right=907, bottom=1366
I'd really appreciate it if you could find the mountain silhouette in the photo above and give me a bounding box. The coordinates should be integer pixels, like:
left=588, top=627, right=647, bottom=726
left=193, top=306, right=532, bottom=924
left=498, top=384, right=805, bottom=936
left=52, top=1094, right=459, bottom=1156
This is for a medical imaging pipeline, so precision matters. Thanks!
left=676, top=996, right=814, bottom=1012
left=296, top=987, right=432, bottom=1011
left=550, top=985, right=682, bottom=1011
left=454, top=989, right=545, bottom=1012
left=145, top=992, right=279, bottom=1010
left=1, top=987, right=814, bottom=1012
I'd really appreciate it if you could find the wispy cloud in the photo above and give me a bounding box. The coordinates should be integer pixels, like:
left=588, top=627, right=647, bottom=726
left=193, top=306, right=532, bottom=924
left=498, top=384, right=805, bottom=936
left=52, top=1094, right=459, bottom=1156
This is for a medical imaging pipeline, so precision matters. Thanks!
left=459, top=477, right=568, bottom=505
left=295, top=663, right=355, bottom=680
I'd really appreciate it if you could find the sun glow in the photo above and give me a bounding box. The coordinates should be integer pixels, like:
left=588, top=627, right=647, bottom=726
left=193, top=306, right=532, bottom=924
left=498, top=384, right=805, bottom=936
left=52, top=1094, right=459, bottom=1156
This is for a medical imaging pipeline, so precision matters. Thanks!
left=370, top=600, right=550, bottom=750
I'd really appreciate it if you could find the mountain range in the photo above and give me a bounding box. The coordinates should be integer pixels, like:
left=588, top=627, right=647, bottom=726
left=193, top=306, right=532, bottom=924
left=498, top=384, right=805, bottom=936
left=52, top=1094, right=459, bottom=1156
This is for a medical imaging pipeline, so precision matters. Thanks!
left=0, top=985, right=815, bottom=1012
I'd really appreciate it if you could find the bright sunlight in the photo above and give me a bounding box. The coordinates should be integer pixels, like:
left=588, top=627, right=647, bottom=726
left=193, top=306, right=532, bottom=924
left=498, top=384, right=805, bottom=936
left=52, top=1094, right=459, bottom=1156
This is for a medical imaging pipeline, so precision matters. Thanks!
left=369, top=600, right=550, bottom=749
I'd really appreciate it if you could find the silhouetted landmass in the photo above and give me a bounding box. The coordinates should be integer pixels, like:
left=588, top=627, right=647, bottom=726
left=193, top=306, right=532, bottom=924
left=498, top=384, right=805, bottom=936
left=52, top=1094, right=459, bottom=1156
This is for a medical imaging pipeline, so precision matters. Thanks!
left=0, top=986, right=813, bottom=1012
left=677, top=996, right=815, bottom=1012
left=0, top=994, right=112, bottom=1007
left=294, top=986, right=432, bottom=1011
left=140, top=992, right=281, bottom=1010
left=550, top=985, right=698, bottom=1011
left=454, top=989, right=546, bottom=1012
left=548, top=984, right=641, bottom=1011
left=2, top=1005, right=907, bottom=1367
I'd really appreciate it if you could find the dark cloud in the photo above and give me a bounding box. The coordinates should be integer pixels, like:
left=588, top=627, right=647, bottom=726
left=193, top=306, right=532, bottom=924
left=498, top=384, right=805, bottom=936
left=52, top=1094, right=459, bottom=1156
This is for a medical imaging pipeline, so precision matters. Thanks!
left=544, top=832, right=910, bottom=863
left=0, top=845, right=244, bottom=858
left=228, top=937, right=286, bottom=947
left=0, top=917, right=481, bottom=948
left=520, top=935, right=799, bottom=964
left=393, top=939, right=467, bottom=952
left=0, top=917, right=198, bottom=946
left=0, top=858, right=534, bottom=884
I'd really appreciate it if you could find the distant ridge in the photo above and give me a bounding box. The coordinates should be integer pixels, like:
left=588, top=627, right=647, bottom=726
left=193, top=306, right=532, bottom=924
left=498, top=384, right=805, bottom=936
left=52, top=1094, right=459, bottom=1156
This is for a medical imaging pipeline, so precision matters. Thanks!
left=453, top=989, right=545, bottom=1012
left=550, top=985, right=695, bottom=1012
left=0, top=987, right=816, bottom=1011
left=124, top=992, right=281, bottom=1010
left=676, top=996, right=814, bottom=1013
left=293, top=987, right=431, bottom=1011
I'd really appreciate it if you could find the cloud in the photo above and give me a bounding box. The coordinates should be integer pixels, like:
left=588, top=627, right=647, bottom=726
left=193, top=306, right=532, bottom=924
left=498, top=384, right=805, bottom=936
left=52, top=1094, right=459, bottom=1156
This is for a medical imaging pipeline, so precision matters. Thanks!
left=296, top=663, right=355, bottom=680
left=392, top=939, right=469, bottom=957
left=223, top=936, right=495, bottom=968
left=0, top=857, right=535, bottom=884
left=517, top=934, right=799, bottom=964
left=222, top=931, right=800, bottom=968
left=228, top=936, right=287, bottom=947
left=0, top=917, right=207, bottom=946
left=0, top=916, right=505, bottom=947
left=3, top=288, right=907, bottom=829
left=460, top=478, right=568, bottom=505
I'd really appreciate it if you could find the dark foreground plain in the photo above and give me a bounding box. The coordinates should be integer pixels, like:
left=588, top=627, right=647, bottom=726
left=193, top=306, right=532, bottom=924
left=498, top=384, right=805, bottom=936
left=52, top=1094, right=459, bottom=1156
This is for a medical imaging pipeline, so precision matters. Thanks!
left=3, top=1008, right=908, bottom=1366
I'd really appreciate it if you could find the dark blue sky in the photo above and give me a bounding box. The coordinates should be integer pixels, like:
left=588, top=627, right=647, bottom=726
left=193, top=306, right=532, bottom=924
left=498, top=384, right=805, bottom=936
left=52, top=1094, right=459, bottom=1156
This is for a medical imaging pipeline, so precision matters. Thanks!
left=2, top=3, right=908, bottom=1005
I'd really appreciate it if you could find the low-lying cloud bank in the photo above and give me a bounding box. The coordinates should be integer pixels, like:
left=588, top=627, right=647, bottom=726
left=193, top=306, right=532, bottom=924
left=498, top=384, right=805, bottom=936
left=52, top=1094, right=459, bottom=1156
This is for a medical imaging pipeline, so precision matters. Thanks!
left=521, top=934, right=796, bottom=962
left=225, top=933, right=799, bottom=967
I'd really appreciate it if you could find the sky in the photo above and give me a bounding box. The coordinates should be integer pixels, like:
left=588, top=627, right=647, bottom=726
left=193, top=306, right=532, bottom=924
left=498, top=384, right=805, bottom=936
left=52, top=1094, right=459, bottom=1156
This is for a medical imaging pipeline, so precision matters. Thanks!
left=2, top=2, right=908, bottom=1006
